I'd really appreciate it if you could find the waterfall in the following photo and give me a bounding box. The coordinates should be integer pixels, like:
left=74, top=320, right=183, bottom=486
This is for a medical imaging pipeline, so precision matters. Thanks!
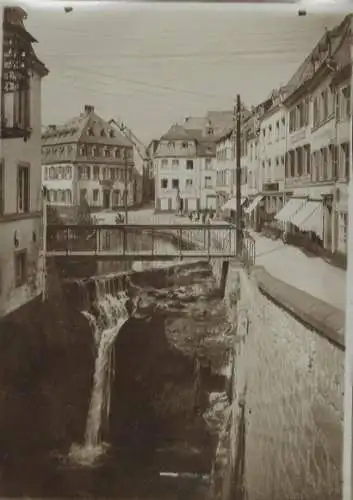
left=69, top=283, right=130, bottom=467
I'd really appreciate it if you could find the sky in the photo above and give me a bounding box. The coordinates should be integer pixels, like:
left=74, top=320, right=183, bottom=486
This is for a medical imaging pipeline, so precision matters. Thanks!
left=23, top=2, right=348, bottom=144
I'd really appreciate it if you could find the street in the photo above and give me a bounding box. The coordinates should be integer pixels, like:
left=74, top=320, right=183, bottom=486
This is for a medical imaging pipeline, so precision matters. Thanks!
left=129, top=208, right=346, bottom=311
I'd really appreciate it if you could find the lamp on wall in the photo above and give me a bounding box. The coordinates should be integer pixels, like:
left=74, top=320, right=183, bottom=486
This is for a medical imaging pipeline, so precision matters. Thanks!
left=14, top=230, right=19, bottom=248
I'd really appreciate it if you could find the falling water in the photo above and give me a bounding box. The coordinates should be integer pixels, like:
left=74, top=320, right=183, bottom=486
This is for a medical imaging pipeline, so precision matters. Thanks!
left=69, top=283, right=130, bottom=466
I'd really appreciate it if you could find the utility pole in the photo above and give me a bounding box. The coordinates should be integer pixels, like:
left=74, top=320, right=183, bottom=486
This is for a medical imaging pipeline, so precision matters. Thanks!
left=42, top=186, right=48, bottom=302
left=124, top=148, right=129, bottom=223
left=236, top=94, right=243, bottom=257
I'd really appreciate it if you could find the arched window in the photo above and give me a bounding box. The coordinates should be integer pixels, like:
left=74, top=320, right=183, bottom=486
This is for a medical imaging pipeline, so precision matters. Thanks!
left=49, top=167, right=55, bottom=179
left=65, top=166, right=72, bottom=179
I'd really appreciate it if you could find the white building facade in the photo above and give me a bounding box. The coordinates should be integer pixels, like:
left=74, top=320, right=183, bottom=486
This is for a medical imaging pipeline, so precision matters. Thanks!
left=0, top=7, right=48, bottom=317
left=42, top=105, right=135, bottom=213
left=272, top=15, right=351, bottom=262
left=155, top=126, right=201, bottom=212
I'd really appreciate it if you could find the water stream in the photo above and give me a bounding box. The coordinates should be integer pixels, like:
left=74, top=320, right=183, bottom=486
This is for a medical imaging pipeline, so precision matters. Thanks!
left=69, top=287, right=130, bottom=466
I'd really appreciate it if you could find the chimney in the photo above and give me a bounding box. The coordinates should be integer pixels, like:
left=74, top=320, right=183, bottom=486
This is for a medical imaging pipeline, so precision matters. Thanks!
left=84, top=104, right=94, bottom=114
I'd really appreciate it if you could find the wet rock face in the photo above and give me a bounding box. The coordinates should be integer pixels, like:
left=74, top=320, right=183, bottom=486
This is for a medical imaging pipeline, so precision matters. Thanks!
left=109, top=266, right=231, bottom=475
left=0, top=288, right=95, bottom=467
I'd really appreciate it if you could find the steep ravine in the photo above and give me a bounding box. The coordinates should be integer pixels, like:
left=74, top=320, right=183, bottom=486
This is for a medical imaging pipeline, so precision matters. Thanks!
left=0, top=261, right=233, bottom=498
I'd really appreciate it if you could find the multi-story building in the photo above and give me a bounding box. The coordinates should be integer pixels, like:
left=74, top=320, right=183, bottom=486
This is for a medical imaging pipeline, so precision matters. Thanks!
left=154, top=124, right=201, bottom=212
left=155, top=112, right=233, bottom=212
left=246, top=89, right=288, bottom=226
left=244, top=116, right=260, bottom=228
left=215, top=108, right=250, bottom=217
left=109, top=120, right=145, bottom=207
left=274, top=15, right=351, bottom=262
left=41, top=105, right=135, bottom=214
left=0, top=7, right=48, bottom=317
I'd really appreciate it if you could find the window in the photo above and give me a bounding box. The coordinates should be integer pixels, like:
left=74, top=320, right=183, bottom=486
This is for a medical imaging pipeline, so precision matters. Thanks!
left=109, top=129, right=115, bottom=138
left=65, top=190, right=72, bottom=204
left=182, top=142, right=188, bottom=149
left=78, top=166, right=91, bottom=180
left=172, top=179, right=179, bottom=189
left=112, top=190, right=120, bottom=207
left=87, top=127, right=94, bottom=137
left=342, top=213, right=348, bottom=245
left=340, top=142, right=350, bottom=180
left=289, top=109, right=296, bottom=133
left=342, top=86, right=351, bottom=119
left=161, top=178, right=168, bottom=189
left=185, top=178, right=193, bottom=188
left=17, top=164, right=30, bottom=213
left=322, top=90, right=328, bottom=121
left=322, top=147, right=328, bottom=180
left=186, top=160, right=194, bottom=170
left=313, top=98, right=319, bottom=127
left=80, top=188, right=87, bottom=201
left=205, top=158, right=212, bottom=170
left=93, top=166, right=100, bottom=180
left=100, top=129, right=106, bottom=137
left=172, top=159, right=179, bottom=167
left=335, top=90, right=340, bottom=120
left=93, top=189, right=99, bottom=202
left=14, top=250, right=27, bottom=288
left=167, top=141, right=175, bottom=149
left=275, top=121, right=280, bottom=138
left=161, top=159, right=168, bottom=168
left=204, top=176, right=212, bottom=188
left=0, top=160, right=3, bottom=215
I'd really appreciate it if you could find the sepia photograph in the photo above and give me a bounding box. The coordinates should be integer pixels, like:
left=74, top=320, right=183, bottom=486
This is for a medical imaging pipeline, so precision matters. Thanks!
left=0, top=1, right=352, bottom=499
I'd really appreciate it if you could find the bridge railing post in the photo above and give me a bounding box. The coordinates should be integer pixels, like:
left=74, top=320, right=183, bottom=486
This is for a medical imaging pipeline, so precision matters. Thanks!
left=123, top=227, right=127, bottom=257
left=179, top=228, right=183, bottom=259
left=65, top=226, right=69, bottom=255
left=207, top=223, right=211, bottom=257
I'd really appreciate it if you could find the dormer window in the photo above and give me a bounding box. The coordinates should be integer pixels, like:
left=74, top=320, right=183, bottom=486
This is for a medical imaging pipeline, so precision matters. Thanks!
left=100, top=129, right=106, bottom=137
left=207, top=127, right=214, bottom=136
left=109, top=129, right=115, bottom=138
left=182, top=142, right=188, bottom=149
left=105, top=148, right=111, bottom=158
left=114, top=148, right=120, bottom=159
left=168, top=141, right=175, bottom=149
left=87, top=127, right=94, bottom=137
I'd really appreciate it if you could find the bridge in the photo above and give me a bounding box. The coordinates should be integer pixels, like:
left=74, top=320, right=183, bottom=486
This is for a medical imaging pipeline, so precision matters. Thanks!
left=46, top=223, right=255, bottom=266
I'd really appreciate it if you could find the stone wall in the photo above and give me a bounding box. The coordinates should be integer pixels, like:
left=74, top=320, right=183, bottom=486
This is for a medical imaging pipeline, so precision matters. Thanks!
left=224, top=266, right=344, bottom=500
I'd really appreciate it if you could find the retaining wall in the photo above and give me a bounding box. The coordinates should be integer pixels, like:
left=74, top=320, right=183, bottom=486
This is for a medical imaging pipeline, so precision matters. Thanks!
left=212, top=263, right=344, bottom=500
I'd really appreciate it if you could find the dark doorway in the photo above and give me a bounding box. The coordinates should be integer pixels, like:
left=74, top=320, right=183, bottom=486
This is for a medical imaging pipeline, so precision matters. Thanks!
left=103, top=190, right=110, bottom=209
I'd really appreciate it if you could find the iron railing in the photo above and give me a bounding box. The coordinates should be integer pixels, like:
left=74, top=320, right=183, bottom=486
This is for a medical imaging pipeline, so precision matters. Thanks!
left=46, top=223, right=238, bottom=260
left=46, top=223, right=256, bottom=266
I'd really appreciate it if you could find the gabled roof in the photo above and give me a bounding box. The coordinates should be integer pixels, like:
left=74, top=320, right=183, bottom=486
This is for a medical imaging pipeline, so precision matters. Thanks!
left=42, top=106, right=132, bottom=147
left=283, top=14, right=352, bottom=104
left=160, top=124, right=194, bottom=141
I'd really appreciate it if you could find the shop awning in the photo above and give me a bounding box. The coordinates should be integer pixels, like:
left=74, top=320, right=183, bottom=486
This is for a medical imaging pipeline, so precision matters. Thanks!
left=221, top=197, right=246, bottom=211
left=244, top=195, right=263, bottom=214
left=290, top=200, right=324, bottom=238
left=274, top=198, right=306, bottom=223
